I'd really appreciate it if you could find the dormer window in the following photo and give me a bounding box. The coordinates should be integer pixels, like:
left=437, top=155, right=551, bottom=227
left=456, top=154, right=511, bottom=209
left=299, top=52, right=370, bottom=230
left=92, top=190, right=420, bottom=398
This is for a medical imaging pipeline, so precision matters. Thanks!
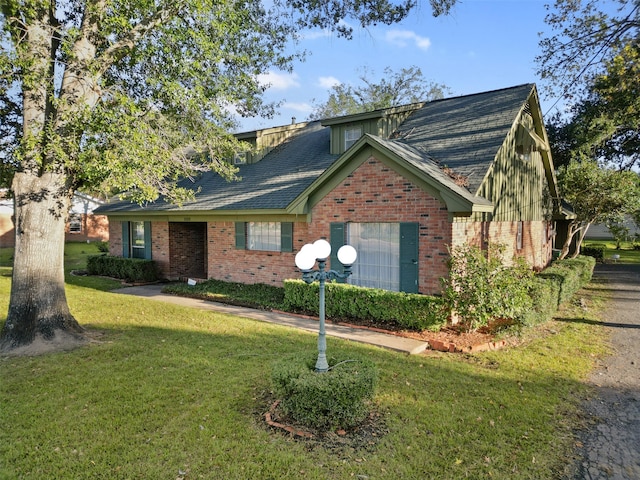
left=233, top=152, right=247, bottom=165
left=344, top=126, right=362, bottom=150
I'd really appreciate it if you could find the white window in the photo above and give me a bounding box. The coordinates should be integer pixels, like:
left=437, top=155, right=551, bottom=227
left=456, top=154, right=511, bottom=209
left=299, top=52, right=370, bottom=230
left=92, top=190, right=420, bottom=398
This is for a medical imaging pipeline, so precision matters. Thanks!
left=68, top=214, right=82, bottom=234
left=131, top=221, right=146, bottom=258
left=344, top=127, right=362, bottom=150
left=347, top=223, right=400, bottom=291
left=248, top=222, right=281, bottom=252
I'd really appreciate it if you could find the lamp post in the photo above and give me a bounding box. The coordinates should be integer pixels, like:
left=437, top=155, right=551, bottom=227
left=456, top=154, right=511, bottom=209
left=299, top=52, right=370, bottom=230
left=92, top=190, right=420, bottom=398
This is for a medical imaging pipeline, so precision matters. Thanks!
left=294, top=239, right=357, bottom=373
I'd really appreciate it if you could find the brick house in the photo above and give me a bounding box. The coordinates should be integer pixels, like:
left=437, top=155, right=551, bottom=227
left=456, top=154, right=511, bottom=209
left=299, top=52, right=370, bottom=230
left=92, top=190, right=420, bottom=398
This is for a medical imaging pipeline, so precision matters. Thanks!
left=96, top=84, right=559, bottom=295
left=0, top=190, right=109, bottom=248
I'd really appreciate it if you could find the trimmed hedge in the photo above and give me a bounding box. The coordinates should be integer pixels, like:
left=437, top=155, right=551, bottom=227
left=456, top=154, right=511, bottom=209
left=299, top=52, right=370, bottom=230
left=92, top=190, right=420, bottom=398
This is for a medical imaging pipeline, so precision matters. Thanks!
left=522, top=255, right=596, bottom=326
left=283, top=280, right=445, bottom=331
left=271, top=355, right=377, bottom=430
left=86, top=255, right=159, bottom=282
left=580, top=244, right=605, bottom=262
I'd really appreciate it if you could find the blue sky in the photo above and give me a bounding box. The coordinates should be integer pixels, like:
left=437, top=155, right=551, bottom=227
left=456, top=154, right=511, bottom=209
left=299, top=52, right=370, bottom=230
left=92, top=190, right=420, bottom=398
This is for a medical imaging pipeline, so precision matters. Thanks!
left=236, top=0, right=555, bottom=132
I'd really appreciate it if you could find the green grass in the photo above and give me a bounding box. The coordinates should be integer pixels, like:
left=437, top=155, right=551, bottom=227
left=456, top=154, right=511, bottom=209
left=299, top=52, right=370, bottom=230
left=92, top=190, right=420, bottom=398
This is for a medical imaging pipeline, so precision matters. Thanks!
left=0, top=245, right=611, bottom=479
left=165, top=278, right=285, bottom=310
left=582, top=240, right=640, bottom=264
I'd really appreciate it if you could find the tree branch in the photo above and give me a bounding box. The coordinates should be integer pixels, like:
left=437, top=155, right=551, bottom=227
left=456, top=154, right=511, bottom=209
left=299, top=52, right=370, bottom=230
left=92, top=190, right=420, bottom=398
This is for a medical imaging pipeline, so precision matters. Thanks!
left=94, top=1, right=186, bottom=77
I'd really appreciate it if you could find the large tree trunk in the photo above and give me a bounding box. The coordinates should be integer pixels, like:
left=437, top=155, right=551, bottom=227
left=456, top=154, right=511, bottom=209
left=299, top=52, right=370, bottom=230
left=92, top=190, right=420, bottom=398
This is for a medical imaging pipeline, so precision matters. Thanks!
left=0, top=172, right=87, bottom=355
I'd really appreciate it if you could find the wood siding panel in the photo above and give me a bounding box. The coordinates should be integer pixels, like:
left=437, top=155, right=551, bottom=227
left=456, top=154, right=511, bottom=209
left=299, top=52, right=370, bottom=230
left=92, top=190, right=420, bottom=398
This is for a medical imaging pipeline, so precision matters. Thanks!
left=477, top=113, right=553, bottom=222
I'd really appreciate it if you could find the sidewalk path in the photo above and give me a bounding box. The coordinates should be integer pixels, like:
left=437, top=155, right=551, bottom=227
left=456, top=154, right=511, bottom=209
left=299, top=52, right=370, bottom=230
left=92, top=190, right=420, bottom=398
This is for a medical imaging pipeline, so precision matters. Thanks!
left=113, top=284, right=429, bottom=355
left=571, top=263, right=640, bottom=480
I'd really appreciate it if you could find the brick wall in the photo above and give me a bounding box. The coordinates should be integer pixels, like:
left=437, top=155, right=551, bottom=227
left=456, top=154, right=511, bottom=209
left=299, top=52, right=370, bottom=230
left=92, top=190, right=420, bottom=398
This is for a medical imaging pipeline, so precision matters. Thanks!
left=108, top=221, right=123, bottom=257
left=65, top=214, right=109, bottom=243
left=152, top=222, right=170, bottom=278
left=452, top=219, right=553, bottom=271
left=206, top=221, right=309, bottom=285
left=168, top=222, right=207, bottom=279
left=309, top=156, right=452, bottom=294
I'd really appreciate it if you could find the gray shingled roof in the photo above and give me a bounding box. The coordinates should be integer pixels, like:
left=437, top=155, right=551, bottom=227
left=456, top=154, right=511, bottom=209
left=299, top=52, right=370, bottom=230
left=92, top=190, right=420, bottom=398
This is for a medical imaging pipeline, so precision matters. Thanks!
left=393, top=83, right=533, bottom=193
left=96, top=84, right=533, bottom=214
left=97, top=121, right=338, bottom=213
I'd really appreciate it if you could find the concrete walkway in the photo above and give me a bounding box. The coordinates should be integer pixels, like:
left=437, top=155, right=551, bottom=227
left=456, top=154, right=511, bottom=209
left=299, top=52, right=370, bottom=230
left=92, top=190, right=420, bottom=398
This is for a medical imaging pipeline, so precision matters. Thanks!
left=570, top=263, right=640, bottom=480
left=113, top=284, right=429, bottom=355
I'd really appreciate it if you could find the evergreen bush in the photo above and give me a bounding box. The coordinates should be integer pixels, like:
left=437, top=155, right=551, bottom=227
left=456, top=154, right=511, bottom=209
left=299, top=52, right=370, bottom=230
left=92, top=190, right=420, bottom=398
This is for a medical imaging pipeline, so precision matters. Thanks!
left=580, top=244, right=605, bottom=261
left=86, top=255, right=159, bottom=282
left=271, top=355, right=377, bottom=431
left=283, top=280, right=445, bottom=331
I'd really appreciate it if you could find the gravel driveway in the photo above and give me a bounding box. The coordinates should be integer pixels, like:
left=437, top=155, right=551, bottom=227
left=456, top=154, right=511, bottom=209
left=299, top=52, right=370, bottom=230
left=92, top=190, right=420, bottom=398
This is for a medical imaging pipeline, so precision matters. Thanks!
left=570, top=263, right=640, bottom=480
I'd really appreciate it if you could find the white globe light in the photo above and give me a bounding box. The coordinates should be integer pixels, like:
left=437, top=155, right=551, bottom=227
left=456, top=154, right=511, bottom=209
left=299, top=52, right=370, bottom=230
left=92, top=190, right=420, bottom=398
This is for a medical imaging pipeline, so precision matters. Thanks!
left=313, top=239, right=332, bottom=260
left=337, top=245, right=357, bottom=265
left=300, top=243, right=315, bottom=254
left=295, top=250, right=316, bottom=271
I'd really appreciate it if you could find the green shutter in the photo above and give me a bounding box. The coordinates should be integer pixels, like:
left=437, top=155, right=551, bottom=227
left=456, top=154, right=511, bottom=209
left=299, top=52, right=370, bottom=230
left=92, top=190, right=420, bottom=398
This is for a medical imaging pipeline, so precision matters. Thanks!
left=280, top=222, right=293, bottom=252
left=122, top=222, right=130, bottom=258
left=235, top=222, right=246, bottom=249
left=143, top=221, right=152, bottom=260
left=330, top=223, right=346, bottom=280
left=399, top=222, right=419, bottom=293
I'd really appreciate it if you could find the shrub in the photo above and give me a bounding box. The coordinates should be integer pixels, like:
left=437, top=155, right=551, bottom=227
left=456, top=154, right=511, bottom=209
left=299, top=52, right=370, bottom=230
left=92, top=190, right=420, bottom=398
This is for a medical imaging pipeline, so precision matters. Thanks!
left=164, top=279, right=284, bottom=309
left=580, top=244, right=605, bottom=261
left=523, top=255, right=596, bottom=326
left=283, top=280, right=445, bottom=331
left=271, top=355, right=377, bottom=430
left=537, top=255, right=595, bottom=307
left=95, top=241, right=110, bottom=253
left=86, top=255, right=159, bottom=282
left=442, top=244, right=535, bottom=332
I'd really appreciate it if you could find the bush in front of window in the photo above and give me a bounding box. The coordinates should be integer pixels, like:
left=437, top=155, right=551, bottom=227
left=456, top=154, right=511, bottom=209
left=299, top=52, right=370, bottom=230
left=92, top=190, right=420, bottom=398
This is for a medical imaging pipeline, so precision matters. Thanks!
left=283, top=280, right=446, bottom=331
left=86, top=255, right=159, bottom=282
left=271, top=355, right=377, bottom=431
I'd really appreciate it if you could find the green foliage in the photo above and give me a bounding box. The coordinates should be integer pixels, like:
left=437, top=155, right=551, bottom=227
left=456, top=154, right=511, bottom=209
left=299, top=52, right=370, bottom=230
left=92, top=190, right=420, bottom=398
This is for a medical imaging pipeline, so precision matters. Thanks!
left=283, top=280, right=445, bottom=331
left=164, top=278, right=285, bottom=310
left=539, top=255, right=596, bottom=305
left=519, top=256, right=595, bottom=327
left=86, top=255, right=159, bottom=282
left=442, top=244, right=535, bottom=332
left=95, top=241, right=110, bottom=253
left=580, top=244, right=605, bottom=261
left=556, top=160, right=640, bottom=258
left=271, top=355, right=377, bottom=430
left=0, top=258, right=613, bottom=479
left=309, top=65, right=450, bottom=119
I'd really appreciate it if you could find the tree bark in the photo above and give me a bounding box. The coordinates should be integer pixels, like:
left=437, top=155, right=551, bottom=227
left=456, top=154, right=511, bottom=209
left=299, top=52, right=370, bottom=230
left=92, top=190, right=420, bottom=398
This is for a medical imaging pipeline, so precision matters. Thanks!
left=0, top=172, right=86, bottom=354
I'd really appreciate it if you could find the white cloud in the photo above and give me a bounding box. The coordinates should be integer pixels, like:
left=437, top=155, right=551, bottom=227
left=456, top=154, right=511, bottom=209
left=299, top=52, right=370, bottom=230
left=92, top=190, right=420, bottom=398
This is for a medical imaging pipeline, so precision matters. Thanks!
left=257, top=71, right=300, bottom=90
left=284, top=102, right=313, bottom=113
left=385, top=30, right=431, bottom=51
left=317, top=76, right=341, bottom=89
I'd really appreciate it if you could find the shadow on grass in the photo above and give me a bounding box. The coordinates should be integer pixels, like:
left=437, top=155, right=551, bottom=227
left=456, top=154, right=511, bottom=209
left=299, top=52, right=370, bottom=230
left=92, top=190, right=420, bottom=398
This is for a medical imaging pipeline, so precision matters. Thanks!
left=1, top=312, right=594, bottom=480
left=556, top=317, right=640, bottom=329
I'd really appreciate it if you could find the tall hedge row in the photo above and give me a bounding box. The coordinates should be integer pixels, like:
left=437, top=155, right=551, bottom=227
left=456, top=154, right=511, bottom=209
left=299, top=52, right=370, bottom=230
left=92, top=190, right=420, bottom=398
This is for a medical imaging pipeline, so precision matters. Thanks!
left=283, top=255, right=596, bottom=332
left=283, top=280, right=445, bottom=331
left=521, top=255, right=596, bottom=326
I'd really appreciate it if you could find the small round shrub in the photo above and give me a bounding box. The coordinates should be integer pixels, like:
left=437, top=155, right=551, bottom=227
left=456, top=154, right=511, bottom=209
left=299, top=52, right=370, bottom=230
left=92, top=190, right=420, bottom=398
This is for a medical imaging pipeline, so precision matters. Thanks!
left=271, top=355, right=377, bottom=431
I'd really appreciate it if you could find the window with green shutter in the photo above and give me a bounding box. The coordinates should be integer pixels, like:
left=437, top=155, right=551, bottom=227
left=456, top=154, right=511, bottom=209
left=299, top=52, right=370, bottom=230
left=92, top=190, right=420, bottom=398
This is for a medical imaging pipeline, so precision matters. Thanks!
left=235, top=222, right=293, bottom=252
left=342, top=222, right=419, bottom=293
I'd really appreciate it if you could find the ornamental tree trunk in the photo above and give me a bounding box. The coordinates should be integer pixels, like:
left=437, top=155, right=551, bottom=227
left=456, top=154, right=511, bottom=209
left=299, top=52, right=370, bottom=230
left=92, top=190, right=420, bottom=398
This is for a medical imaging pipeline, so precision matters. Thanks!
left=0, top=172, right=87, bottom=354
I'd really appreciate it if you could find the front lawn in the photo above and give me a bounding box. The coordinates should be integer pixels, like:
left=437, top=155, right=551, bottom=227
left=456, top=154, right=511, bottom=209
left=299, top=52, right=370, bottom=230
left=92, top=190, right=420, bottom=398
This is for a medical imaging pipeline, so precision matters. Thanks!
left=0, top=256, right=609, bottom=479
left=582, top=240, right=640, bottom=264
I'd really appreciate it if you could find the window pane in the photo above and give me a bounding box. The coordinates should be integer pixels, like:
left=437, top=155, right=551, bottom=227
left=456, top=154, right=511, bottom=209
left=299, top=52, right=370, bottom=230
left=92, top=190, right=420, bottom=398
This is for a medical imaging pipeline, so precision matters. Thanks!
left=344, top=127, right=362, bottom=150
left=248, top=222, right=281, bottom=251
left=131, top=221, right=146, bottom=258
left=347, top=223, right=400, bottom=291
